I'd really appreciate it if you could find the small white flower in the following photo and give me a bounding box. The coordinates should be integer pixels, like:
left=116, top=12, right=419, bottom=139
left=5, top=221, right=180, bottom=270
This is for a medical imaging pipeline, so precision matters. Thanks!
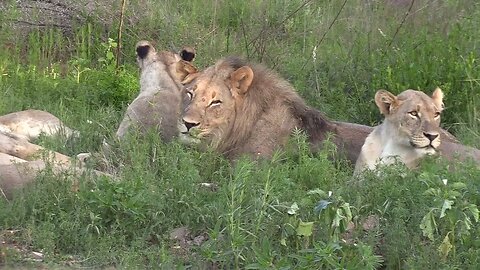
left=442, top=179, right=448, bottom=186
left=328, top=191, right=333, bottom=197
left=87, top=120, right=93, bottom=124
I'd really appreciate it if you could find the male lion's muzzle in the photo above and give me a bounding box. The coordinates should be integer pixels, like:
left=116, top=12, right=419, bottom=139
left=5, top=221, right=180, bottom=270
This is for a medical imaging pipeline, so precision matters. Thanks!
left=183, top=120, right=199, bottom=132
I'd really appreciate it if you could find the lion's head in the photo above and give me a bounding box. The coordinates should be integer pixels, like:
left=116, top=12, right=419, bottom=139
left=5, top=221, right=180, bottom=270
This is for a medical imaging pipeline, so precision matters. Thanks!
left=375, top=88, right=444, bottom=153
left=180, top=56, right=334, bottom=158
left=181, top=57, right=254, bottom=149
left=135, top=40, right=197, bottom=95
left=115, top=41, right=197, bottom=142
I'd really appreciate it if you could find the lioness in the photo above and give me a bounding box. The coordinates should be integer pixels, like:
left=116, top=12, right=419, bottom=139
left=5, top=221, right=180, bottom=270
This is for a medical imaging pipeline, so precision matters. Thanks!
left=180, top=56, right=375, bottom=162
left=355, top=88, right=450, bottom=174
left=0, top=109, right=77, bottom=141
left=115, top=40, right=197, bottom=142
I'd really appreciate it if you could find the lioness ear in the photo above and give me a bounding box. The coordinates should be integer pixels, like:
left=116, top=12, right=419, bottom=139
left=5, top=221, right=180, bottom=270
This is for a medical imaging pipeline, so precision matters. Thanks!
left=136, top=40, right=155, bottom=60
left=181, top=72, right=200, bottom=85
left=230, top=66, right=254, bottom=95
left=431, top=87, right=444, bottom=111
left=179, top=47, right=195, bottom=62
left=175, top=61, right=198, bottom=82
left=375, top=90, right=398, bottom=115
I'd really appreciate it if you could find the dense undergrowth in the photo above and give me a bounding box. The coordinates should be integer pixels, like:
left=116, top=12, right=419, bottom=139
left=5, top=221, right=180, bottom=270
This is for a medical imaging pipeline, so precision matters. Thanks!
left=0, top=0, right=479, bottom=268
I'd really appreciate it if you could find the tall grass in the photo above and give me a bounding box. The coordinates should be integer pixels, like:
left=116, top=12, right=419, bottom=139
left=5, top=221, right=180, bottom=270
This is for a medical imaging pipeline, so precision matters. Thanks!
left=0, top=0, right=479, bottom=268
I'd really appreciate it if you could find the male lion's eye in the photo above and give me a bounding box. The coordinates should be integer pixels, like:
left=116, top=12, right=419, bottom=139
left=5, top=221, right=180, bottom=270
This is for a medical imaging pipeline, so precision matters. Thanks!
left=208, top=100, right=222, bottom=107
left=408, top=111, right=418, bottom=117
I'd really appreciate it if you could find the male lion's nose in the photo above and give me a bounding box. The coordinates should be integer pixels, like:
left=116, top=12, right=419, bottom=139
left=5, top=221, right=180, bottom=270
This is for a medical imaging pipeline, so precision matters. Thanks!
left=183, top=120, right=199, bottom=131
left=424, top=132, right=439, bottom=142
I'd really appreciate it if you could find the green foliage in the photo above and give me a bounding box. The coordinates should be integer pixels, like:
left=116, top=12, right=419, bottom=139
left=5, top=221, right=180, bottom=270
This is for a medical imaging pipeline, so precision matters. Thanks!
left=0, top=0, right=480, bottom=269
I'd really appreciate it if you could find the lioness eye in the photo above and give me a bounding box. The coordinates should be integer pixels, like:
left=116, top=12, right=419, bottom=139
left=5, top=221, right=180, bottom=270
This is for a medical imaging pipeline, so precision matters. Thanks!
left=208, top=100, right=222, bottom=107
left=408, top=111, right=418, bottom=117
left=434, top=112, right=441, bottom=118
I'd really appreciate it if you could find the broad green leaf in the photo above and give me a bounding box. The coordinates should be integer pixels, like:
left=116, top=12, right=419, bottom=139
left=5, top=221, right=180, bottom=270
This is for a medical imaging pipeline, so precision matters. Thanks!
left=438, top=234, right=453, bottom=260
left=423, top=188, right=438, bottom=196
left=451, top=182, right=467, bottom=190
left=341, top=203, right=352, bottom=222
left=440, top=200, right=454, bottom=218
left=420, top=210, right=437, bottom=241
left=296, top=221, right=314, bottom=237
left=449, top=190, right=461, bottom=199
left=462, top=215, right=472, bottom=232
left=332, top=208, right=345, bottom=228
left=106, top=51, right=114, bottom=61
left=287, top=202, right=299, bottom=215
left=466, top=204, right=479, bottom=222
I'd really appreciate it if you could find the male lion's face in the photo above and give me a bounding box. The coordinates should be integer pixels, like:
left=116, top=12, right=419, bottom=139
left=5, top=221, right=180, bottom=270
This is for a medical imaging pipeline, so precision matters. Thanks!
left=180, top=63, right=254, bottom=148
left=375, top=88, right=444, bottom=153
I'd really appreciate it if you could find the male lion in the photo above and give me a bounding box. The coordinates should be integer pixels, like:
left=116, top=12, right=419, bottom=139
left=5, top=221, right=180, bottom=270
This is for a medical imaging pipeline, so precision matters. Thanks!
left=180, top=56, right=373, bottom=162
left=115, top=40, right=197, bottom=142
left=354, top=88, right=479, bottom=175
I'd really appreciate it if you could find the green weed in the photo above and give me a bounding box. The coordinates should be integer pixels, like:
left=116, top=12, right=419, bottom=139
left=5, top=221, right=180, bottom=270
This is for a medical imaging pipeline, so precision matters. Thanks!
left=0, top=0, right=479, bottom=268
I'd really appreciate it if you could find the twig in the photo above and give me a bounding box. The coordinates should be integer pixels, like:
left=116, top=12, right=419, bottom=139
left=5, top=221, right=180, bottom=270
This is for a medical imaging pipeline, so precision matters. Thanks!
left=0, top=188, right=9, bottom=202
left=301, top=0, right=348, bottom=71
left=247, top=0, right=314, bottom=51
left=388, top=0, right=415, bottom=47
left=116, top=0, right=127, bottom=70
left=240, top=17, right=250, bottom=59
left=8, top=19, right=71, bottom=29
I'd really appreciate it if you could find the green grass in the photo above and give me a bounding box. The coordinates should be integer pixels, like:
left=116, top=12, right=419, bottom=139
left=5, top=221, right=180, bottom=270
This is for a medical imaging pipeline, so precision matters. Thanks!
left=1, top=0, right=480, bottom=268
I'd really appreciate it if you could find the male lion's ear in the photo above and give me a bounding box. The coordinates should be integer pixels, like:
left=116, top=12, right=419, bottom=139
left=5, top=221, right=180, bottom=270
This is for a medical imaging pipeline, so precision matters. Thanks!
left=179, top=47, right=195, bottom=62
left=230, top=66, right=254, bottom=95
left=431, top=87, right=444, bottom=111
left=136, top=40, right=155, bottom=60
left=375, top=90, right=398, bottom=115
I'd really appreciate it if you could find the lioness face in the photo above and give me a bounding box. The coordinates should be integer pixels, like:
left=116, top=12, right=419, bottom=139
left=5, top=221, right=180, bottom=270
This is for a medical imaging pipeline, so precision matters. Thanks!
left=375, top=88, right=444, bottom=153
left=135, top=40, right=197, bottom=85
left=181, top=63, right=254, bottom=148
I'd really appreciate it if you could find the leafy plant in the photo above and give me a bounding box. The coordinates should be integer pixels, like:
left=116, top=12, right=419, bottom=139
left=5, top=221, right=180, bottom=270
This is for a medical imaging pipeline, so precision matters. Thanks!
left=419, top=173, right=479, bottom=260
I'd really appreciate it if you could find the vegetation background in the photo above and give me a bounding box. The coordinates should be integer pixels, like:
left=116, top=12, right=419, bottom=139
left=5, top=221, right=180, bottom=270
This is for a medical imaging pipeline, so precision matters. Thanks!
left=0, top=0, right=479, bottom=268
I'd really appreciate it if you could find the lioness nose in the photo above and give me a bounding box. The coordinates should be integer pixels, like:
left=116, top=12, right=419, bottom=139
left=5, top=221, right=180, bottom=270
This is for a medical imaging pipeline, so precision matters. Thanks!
left=183, top=120, right=199, bottom=131
left=424, top=132, right=439, bottom=142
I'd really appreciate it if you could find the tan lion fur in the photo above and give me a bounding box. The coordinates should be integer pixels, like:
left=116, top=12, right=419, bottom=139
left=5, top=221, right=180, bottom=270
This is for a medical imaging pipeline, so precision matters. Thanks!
left=0, top=156, right=110, bottom=200
left=0, top=130, right=72, bottom=166
left=115, top=40, right=197, bottom=142
left=0, top=109, right=77, bottom=141
left=0, top=130, right=90, bottom=199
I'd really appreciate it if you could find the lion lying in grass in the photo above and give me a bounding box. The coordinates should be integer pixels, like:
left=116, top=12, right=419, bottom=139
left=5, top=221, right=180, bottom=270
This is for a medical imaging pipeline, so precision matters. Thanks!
left=0, top=109, right=78, bottom=141
left=355, top=88, right=480, bottom=175
left=354, top=88, right=444, bottom=174
left=0, top=112, right=104, bottom=200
